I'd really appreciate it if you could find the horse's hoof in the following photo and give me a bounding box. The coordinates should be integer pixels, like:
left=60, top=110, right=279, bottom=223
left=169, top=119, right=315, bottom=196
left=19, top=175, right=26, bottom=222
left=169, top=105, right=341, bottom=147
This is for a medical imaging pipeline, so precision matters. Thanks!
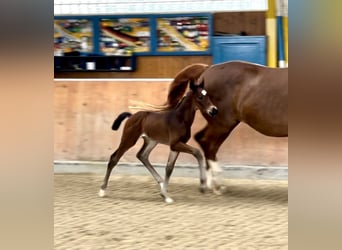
left=164, top=197, right=174, bottom=203
left=98, top=189, right=106, bottom=197
left=213, top=185, right=226, bottom=195
left=213, top=188, right=223, bottom=195
left=199, top=185, right=209, bottom=193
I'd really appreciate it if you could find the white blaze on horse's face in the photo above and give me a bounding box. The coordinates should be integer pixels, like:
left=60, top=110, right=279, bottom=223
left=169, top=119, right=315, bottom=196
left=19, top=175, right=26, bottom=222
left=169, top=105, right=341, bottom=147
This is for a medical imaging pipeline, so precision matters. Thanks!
left=201, top=89, right=207, bottom=96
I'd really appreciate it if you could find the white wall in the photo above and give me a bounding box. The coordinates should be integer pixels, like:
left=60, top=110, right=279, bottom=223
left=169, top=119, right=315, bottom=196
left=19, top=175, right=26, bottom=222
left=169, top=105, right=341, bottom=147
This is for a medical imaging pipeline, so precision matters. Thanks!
left=54, top=0, right=268, bottom=15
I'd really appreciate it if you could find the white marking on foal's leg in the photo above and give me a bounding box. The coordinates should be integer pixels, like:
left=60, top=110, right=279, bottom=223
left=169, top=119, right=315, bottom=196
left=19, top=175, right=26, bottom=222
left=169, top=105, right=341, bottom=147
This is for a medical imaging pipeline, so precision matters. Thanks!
left=198, top=158, right=208, bottom=192
left=207, top=160, right=225, bottom=194
left=159, top=183, right=174, bottom=203
left=206, top=168, right=213, bottom=189
left=98, top=189, right=106, bottom=197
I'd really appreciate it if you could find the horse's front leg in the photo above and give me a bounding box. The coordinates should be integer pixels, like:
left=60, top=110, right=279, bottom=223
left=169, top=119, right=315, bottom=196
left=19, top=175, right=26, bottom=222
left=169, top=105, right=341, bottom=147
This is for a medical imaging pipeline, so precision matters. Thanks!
left=194, top=123, right=238, bottom=194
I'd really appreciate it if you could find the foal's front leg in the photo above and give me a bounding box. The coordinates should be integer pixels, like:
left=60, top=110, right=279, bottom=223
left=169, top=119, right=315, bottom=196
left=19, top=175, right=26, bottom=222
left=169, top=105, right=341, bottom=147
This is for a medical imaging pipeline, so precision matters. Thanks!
left=170, top=142, right=208, bottom=193
left=164, top=150, right=179, bottom=192
left=137, top=136, right=174, bottom=203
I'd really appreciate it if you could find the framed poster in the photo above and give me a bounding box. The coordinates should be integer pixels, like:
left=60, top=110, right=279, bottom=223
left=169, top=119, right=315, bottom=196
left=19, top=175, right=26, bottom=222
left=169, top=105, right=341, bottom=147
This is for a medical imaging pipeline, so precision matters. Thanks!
left=99, top=18, right=151, bottom=55
left=156, top=15, right=211, bottom=54
left=54, top=13, right=212, bottom=57
left=54, top=18, right=93, bottom=55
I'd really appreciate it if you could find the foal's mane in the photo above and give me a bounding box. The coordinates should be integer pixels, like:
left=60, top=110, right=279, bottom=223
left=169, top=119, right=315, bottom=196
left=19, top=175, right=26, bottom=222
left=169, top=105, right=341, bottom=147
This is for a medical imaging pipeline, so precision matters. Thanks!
left=129, top=63, right=209, bottom=112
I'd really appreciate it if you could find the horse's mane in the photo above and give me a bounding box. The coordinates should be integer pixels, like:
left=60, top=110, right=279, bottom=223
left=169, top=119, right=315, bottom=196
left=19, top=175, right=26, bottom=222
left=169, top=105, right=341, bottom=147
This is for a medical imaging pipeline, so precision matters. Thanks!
left=129, top=63, right=209, bottom=112
left=166, top=63, right=209, bottom=108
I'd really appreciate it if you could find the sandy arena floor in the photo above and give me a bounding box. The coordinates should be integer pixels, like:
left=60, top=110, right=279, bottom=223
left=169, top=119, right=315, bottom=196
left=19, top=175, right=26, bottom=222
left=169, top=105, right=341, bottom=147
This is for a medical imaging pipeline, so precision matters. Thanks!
left=54, top=174, right=287, bottom=250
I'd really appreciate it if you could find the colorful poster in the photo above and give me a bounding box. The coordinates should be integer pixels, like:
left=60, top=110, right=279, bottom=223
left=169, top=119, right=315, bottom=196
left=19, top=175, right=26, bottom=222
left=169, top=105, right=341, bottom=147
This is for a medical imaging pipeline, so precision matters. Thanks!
left=54, top=19, right=93, bottom=55
left=100, top=18, right=150, bottom=55
left=157, top=16, right=209, bottom=52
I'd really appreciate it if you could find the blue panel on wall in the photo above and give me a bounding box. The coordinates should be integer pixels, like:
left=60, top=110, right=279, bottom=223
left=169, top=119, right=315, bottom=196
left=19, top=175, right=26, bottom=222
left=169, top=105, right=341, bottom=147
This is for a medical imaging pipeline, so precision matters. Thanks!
left=213, top=36, right=266, bottom=65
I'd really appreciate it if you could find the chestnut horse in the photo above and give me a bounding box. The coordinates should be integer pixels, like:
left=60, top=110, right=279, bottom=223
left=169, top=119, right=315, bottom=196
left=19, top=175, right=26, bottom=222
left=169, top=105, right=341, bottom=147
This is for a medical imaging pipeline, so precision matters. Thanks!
left=165, top=61, right=288, bottom=193
left=98, top=64, right=217, bottom=203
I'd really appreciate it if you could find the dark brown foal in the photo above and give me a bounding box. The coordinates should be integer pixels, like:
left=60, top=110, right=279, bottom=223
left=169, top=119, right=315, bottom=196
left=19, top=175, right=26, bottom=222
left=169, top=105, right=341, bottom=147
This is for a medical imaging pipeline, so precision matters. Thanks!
left=99, top=80, right=218, bottom=203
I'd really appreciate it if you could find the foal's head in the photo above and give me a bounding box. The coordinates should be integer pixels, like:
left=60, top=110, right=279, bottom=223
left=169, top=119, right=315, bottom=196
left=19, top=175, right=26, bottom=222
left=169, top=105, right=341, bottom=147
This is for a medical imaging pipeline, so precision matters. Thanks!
left=189, top=80, right=218, bottom=117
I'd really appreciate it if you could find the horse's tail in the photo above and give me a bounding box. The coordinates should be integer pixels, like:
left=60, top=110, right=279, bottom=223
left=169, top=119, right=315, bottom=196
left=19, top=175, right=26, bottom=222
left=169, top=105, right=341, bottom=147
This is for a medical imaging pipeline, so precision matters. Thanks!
left=111, top=112, right=132, bottom=130
left=167, top=63, right=209, bottom=108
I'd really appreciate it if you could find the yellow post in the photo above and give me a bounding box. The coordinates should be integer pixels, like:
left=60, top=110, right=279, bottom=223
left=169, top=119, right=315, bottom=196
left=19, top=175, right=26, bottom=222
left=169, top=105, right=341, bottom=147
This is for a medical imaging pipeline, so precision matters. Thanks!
left=266, top=0, right=277, bottom=67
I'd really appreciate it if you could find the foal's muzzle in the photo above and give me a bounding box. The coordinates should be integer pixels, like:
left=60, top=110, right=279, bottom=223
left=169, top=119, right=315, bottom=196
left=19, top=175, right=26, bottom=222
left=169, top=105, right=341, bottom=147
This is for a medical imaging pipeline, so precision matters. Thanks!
left=207, top=106, right=218, bottom=117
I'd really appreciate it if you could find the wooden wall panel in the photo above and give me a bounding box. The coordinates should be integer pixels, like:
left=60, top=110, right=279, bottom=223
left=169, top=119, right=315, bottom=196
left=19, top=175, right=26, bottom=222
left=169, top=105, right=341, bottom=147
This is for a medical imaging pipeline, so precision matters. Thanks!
left=55, top=81, right=288, bottom=167
left=214, top=12, right=266, bottom=35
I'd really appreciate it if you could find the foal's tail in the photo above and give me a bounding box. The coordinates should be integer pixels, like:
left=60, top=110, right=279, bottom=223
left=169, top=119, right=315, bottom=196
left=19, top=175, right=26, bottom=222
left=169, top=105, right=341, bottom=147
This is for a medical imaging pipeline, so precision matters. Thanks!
left=111, top=112, right=132, bottom=130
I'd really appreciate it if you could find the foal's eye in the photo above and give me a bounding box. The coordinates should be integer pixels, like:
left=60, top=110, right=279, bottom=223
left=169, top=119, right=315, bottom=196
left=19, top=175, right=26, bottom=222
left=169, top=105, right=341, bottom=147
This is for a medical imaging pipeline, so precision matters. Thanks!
left=198, top=89, right=206, bottom=100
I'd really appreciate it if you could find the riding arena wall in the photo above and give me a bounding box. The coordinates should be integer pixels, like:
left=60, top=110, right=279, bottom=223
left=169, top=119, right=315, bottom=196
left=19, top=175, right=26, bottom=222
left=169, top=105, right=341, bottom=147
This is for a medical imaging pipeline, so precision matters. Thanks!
left=54, top=80, right=288, bottom=167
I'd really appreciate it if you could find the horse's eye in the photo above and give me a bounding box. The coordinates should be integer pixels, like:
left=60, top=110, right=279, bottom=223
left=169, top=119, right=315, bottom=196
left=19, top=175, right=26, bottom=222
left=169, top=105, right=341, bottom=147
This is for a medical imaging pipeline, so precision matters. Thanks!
left=198, top=94, right=204, bottom=100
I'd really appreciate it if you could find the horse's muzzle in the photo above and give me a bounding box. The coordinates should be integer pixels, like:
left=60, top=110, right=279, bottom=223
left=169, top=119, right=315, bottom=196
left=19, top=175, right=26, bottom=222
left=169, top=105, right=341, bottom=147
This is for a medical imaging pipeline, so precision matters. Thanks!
left=208, top=106, right=218, bottom=117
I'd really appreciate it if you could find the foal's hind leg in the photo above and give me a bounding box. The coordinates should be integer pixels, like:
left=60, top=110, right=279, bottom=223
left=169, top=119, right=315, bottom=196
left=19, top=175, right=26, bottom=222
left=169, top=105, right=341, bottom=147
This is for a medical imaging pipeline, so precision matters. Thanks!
left=137, top=136, right=174, bottom=203
left=98, top=129, right=141, bottom=197
left=98, top=149, right=122, bottom=197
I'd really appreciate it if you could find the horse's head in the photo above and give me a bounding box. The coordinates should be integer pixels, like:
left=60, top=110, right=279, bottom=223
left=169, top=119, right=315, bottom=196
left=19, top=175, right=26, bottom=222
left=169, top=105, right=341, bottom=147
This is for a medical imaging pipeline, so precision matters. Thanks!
left=189, top=80, right=218, bottom=117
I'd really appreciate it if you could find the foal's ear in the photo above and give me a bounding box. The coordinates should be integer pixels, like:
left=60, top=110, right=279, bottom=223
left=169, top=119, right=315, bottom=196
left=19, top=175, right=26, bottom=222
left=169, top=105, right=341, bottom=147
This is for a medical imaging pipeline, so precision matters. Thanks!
left=189, top=79, right=197, bottom=91
left=189, top=79, right=203, bottom=91
left=198, top=79, right=204, bottom=88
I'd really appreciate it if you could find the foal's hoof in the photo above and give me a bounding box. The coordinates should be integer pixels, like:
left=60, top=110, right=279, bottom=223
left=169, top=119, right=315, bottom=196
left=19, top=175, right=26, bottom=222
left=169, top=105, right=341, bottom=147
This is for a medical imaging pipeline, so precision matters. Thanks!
left=98, top=189, right=106, bottom=197
left=161, top=194, right=174, bottom=203
left=164, top=197, right=174, bottom=203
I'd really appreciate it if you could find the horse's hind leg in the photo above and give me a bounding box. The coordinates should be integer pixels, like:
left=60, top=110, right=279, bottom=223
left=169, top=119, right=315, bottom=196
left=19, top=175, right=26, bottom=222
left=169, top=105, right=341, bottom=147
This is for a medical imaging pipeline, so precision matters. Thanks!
left=137, top=136, right=173, bottom=203
left=194, top=122, right=238, bottom=194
